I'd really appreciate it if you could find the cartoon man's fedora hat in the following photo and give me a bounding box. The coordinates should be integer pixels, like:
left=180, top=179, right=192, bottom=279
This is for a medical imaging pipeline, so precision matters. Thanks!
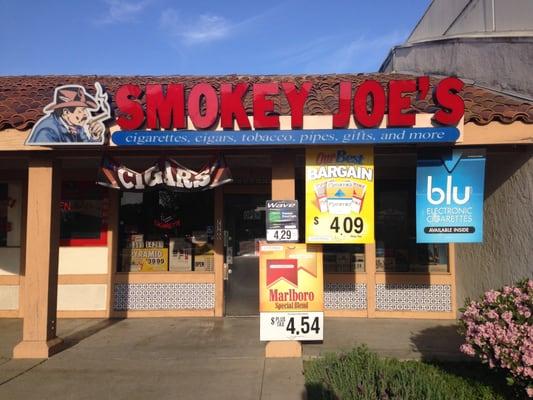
left=44, top=85, right=98, bottom=112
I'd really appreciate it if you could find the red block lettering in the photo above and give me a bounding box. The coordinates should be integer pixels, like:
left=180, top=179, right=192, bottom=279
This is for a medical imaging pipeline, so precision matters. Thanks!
left=282, top=82, right=312, bottom=129
left=388, top=79, right=416, bottom=127
left=433, top=77, right=465, bottom=125
left=220, top=83, right=251, bottom=129
left=354, top=80, right=385, bottom=128
left=253, top=83, right=280, bottom=129
left=188, top=83, right=219, bottom=129
left=146, top=84, right=185, bottom=129
left=116, top=84, right=144, bottom=130
left=332, top=81, right=352, bottom=128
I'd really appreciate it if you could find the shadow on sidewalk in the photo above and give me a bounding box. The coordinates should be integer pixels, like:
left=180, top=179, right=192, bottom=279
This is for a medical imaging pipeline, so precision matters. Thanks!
left=55, top=318, right=122, bottom=354
left=409, top=324, right=466, bottom=362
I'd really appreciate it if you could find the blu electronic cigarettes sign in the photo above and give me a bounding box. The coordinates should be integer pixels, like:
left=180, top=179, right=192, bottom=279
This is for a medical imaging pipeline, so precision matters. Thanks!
left=416, top=149, right=486, bottom=243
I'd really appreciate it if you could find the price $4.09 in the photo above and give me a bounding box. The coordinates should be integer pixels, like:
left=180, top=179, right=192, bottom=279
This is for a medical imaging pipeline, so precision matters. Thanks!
left=313, top=216, right=364, bottom=234
left=271, top=316, right=320, bottom=335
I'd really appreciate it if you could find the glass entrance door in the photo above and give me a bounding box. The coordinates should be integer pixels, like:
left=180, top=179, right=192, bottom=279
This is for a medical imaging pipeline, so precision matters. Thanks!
left=224, top=194, right=268, bottom=316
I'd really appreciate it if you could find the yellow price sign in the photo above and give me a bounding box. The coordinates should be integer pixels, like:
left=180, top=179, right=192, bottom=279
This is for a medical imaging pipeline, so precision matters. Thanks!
left=130, top=248, right=168, bottom=272
left=305, top=147, right=374, bottom=244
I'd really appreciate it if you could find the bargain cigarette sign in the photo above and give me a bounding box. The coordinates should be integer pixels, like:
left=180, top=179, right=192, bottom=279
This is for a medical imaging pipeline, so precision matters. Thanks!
left=305, top=147, right=375, bottom=244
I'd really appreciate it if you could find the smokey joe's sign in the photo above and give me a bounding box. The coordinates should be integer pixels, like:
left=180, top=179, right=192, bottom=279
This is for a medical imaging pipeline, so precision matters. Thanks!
left=25, top=77, right=465, bottom=146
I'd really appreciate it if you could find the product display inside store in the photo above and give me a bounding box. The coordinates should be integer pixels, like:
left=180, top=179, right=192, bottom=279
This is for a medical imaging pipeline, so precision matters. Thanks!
left=118, top=189, right=214, bottom=273
left=375, top=151, right=449, bottom=273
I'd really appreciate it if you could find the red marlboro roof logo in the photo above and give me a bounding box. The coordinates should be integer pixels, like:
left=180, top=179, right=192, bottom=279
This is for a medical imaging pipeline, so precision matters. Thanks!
left=266, top=259, right=298, bottom=287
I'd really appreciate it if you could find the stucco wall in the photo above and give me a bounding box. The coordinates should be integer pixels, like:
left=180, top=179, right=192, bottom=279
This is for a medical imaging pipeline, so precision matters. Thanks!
left=381, top=37, right=533, bottom=98
left=455, top=146, right=533, bottom=308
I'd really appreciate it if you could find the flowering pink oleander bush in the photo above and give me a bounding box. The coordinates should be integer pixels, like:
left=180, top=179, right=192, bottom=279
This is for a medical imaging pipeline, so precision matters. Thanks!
left=458, top=278, right=533, bottom=398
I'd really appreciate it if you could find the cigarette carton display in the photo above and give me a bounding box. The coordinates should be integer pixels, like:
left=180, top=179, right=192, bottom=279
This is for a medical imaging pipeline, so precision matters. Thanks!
left=313, top=181, right=328, bottom=212
left=326, top=181, right=353, bottom=214
left=351, top=182, right=367, bottom=213
left=327, top=198, right=353, bottom=214
left=313, top=180, right=368, bottom=215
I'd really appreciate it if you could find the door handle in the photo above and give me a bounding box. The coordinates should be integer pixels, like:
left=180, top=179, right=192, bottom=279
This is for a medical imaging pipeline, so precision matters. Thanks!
left=224, top=263, right=232, bottom=280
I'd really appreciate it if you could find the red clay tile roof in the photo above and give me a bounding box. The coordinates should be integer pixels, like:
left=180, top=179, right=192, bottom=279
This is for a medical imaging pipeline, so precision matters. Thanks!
left=1, top=74, right=532, bottom=131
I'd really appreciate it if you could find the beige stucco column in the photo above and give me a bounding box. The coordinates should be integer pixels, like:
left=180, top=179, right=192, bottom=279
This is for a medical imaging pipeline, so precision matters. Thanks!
left=265, top=152, right=302, bottom=358
left=13, top=158, right=62, bottom=358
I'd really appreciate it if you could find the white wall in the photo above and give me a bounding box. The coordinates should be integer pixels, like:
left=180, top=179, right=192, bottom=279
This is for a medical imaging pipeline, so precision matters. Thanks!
left=58, top=247, right=108, bottom=275
left=57, top=284, right=107, bottom=311
left=0, top=285, right=18, bottom=310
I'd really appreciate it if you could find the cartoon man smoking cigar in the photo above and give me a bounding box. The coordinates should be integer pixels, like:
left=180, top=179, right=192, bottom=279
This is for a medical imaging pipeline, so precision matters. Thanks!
left=26, top=82, right=111, bottom=145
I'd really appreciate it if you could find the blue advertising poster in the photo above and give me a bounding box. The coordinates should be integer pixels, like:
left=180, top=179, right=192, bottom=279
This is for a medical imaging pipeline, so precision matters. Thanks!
left=416, top=149, right=486, bottom=243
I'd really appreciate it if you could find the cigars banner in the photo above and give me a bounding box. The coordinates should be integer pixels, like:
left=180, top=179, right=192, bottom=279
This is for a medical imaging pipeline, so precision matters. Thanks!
left=97, top=156, right=232, bottom=191
left=259, top=243, right=323, bottom=341
left=305, top=147, right=374, bottom=244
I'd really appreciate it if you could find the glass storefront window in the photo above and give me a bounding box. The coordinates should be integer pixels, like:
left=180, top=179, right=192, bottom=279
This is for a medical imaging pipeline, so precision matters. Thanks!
left=0, top=182, right=22, bottom=247
left=375, top=156, right=449, bottom=273
left=0, top=184, right=10, bottom=246
left=118, top=190, right=214, bottom=273
left=323, top=244, right=365, bottom=273
left=60, top=181, right=107, bottom=246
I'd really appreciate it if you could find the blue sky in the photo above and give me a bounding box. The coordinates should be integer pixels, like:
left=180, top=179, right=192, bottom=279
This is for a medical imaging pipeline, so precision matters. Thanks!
left=0, top=0, right=429, bottom=76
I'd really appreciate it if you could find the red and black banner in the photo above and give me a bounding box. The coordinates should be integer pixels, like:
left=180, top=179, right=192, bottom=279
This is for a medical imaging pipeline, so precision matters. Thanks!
left=97, top=156, right=232, bottom=191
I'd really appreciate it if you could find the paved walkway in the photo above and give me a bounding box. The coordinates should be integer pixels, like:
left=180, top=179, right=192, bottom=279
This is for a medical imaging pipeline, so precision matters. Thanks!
left=0, top=317, right=466, bottom=400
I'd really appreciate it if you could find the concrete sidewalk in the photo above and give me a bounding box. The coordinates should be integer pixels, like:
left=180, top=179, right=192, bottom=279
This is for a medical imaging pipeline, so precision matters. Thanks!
left=0, top=317, right=465, bottom=400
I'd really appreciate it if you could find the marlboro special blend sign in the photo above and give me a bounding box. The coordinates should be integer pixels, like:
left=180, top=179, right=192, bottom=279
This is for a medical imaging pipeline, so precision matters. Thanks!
left=259, top=243, right=323, bottom=341
left=305, top=147, right=374, bottom=244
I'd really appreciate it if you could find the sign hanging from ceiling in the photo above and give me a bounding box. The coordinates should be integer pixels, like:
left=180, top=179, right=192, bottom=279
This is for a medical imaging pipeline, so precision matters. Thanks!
left=96, top=156, right=232, bottom=191
left=416, top=149, right=486, bottom=243
left=305, top=147, right=375, bottom=244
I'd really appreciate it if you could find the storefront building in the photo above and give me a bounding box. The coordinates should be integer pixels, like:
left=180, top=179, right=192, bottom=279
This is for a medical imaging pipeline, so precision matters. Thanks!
left=0, top=74, right=531, bottom=358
